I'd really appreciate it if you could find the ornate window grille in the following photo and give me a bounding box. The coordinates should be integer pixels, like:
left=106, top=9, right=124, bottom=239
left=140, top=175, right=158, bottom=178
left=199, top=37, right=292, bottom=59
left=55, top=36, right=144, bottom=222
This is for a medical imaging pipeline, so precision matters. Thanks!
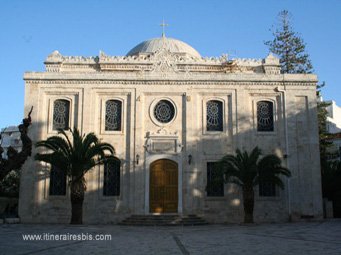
left=53, top=100, right=70, bottom=130
left=206, top=100, right=223, bottom=131
left=49, top=165, right=66, bottom=196
left=257, top=101, right=274, bottom=132
left=259, top=182, right=276, bottom=197
left=105, top=100, right=122, bottom=131
left=206, top=162, right=224, bottom=197
left=153, top=100, right=175, bottom=124
left=103, top=158, right=120, bottom=196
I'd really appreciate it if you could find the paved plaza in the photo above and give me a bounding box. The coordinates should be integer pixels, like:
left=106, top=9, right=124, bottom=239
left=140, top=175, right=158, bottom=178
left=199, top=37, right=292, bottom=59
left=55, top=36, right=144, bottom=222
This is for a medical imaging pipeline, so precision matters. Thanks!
left=0, top=220, right=340, bottom=255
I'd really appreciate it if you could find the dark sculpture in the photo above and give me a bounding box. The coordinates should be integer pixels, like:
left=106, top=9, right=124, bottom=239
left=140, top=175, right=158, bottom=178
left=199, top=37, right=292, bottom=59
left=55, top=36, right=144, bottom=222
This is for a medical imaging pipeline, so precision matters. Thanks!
left=0, top=107, right=33, bottom=181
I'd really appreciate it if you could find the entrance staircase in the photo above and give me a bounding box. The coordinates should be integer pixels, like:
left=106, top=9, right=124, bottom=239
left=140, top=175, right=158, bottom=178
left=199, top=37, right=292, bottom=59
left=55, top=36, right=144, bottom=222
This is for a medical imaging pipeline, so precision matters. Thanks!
left=119, top=214, right=209, bottom=226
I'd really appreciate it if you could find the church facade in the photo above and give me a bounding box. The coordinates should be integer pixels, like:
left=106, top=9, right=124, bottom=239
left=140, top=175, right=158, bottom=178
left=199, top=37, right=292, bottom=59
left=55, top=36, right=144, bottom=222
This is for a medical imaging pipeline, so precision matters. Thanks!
left=19, top=36, right=323, bottom=223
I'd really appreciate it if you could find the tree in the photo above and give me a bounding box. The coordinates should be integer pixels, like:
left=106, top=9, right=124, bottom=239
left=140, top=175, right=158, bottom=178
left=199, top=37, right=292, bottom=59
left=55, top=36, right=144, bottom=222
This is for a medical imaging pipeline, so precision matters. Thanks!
left=317, top=83, right=332, bottom=168
left=35, top=128, right=115, bottom=224
left=265, top=10, right=313, bottom=74
left=321, top=160, right=341, bottom=200
left=0, top=169, right=20, bottom=197
left=217, top=147, right=291, bottom=223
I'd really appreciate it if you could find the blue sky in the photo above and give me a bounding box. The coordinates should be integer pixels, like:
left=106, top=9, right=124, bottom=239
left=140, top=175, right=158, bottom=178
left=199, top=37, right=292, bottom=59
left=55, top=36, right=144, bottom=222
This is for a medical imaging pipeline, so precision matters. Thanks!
left=0, top=0, right=340, bottom=128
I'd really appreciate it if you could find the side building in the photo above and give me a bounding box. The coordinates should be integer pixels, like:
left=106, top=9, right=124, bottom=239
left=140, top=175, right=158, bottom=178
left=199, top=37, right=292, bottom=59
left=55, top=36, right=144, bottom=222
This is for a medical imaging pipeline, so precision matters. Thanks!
left=326, top=100, right=341, bottom=161
left=0, top=126, right=22, bottom=158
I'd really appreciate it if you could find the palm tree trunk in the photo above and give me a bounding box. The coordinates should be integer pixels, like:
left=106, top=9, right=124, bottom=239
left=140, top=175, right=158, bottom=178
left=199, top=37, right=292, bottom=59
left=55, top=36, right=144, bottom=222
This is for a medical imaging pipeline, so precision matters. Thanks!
left=70, top=178, right=85, bottom=224
left=242, top=185, right=255, bottom=223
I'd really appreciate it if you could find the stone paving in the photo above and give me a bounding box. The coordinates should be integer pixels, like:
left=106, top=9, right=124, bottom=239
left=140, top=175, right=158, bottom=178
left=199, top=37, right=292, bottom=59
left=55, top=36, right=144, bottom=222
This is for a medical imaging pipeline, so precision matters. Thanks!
left=0, top=220, right=341, bottom=255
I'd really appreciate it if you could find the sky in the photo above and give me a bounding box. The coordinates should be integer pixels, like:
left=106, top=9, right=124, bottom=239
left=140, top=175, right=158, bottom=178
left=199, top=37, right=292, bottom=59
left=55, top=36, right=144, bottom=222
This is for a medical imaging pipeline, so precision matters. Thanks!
left=0, top=0, right=340, bottom=128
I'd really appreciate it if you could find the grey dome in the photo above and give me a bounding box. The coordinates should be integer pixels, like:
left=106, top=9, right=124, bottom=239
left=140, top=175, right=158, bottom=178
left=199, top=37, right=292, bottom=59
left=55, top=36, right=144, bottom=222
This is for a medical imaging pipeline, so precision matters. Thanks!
left=127, top=37, right=201, bottom=58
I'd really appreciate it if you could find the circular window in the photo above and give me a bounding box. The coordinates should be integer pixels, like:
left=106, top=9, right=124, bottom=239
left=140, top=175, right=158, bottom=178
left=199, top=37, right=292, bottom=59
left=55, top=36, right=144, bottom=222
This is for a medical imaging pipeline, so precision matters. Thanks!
left=152, top=99, right=176, bottom=124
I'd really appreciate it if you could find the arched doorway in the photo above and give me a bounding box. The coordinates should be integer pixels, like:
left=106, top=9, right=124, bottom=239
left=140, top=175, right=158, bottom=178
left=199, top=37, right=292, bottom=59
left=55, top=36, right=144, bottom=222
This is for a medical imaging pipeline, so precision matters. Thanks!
left=150, top=159, right=178, bottom=213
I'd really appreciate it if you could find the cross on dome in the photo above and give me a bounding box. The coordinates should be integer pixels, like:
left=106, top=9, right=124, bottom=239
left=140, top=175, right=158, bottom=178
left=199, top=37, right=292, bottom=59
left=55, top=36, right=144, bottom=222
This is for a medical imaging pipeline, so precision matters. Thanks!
left=160, top=19, right=169, bottom=37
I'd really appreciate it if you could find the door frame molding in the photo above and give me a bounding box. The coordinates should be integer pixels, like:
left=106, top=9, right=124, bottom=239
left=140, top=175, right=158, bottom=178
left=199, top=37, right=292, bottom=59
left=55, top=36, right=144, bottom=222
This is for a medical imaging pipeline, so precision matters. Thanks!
left=145, top=154, right=182, bottom=214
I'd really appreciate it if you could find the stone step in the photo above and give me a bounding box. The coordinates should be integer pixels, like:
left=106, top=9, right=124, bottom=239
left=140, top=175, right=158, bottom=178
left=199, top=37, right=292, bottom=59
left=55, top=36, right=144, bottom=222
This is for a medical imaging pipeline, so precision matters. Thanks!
left=129, top=214, right=202, bottom=219
left=119, top=214, right=209, bottom=226
left=120, top=220, right=208, bottom=225
left=130, top=215, right=179, bottom=218
left=4, top=218, right=20, bottom=224
left=122, top=216, right=204, bottom=221
left=120, top=223, right=208, bottom=226
left=121, top=219, right=207, bottom=224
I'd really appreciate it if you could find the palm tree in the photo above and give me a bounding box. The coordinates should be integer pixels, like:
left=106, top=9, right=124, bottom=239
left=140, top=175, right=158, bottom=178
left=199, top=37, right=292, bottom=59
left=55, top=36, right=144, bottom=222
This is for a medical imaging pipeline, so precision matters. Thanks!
left=35, top=128, right=115, bottom=224
left=217, top=146, right=291, bottom=223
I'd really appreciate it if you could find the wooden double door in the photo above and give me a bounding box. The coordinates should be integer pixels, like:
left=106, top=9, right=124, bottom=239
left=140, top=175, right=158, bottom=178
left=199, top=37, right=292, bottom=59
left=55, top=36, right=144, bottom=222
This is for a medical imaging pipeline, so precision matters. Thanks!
left=150, top=159, right=178, bottom=213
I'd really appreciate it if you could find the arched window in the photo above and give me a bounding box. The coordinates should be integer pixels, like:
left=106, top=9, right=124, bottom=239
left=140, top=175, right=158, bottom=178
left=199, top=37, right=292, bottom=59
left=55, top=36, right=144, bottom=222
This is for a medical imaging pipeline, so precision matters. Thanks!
left=206, top=100, right=223, bottom=131
left=105, top=100, right=122, bottom=131
left=53, top=99, right=70, bottom=130
left=103, top=158, right=120, bottom=196
left=257, top=101, right=274, bottom=132
left=49, top=166, right=66, bottom=196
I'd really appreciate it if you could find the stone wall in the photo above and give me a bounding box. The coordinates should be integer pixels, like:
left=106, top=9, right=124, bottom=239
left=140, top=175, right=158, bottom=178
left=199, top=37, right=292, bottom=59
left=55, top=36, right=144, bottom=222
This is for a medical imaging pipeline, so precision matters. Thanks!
left=19, top=52, right=323, bottom=224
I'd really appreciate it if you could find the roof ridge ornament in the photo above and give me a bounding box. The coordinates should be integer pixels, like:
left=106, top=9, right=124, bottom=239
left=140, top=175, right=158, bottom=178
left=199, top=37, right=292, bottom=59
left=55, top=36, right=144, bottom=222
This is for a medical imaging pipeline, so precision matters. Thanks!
left=45, top=50, right=63, bottom=63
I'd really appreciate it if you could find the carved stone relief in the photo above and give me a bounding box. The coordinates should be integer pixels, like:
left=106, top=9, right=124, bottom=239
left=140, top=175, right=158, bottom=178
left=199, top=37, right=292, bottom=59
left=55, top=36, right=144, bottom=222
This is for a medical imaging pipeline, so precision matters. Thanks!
left=145, top=129, right=182, bottom=154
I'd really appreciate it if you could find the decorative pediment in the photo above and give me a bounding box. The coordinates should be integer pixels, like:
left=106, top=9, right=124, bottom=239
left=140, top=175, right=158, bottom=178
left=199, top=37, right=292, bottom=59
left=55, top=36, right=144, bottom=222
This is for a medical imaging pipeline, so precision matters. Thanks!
left=149, top=48, right=179, bottom=74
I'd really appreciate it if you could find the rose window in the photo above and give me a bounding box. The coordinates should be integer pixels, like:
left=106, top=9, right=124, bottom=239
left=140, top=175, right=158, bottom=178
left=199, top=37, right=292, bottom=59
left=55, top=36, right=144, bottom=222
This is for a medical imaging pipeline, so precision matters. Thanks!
left=153, top=100, right=175, bottom=124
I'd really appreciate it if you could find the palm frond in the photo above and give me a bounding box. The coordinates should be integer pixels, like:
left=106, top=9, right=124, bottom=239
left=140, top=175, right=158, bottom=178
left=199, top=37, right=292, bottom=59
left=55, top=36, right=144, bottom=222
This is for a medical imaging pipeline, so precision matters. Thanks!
left=58, top=129, right=73, bottom=151
left=35, top=152, right=69, bottom=172
left=218, top=154, right=244, bottom=186
left=36, top=136, right=71, bottom=159
left=82, top=132, right=99, bottom=156
left=84, top=143, right=115, bottom=162
left=257, top=153, right=291, bottom=189
left=218, top=147, right=291, bottom=189
left=35, top=127, right=116, bottom=181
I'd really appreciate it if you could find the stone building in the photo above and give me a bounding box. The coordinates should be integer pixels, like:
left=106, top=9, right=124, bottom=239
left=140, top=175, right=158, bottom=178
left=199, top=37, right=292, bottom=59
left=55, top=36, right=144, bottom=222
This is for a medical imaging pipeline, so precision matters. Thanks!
left=326, top=100, right=341, bottom=134
left=0, top=126, right=22, bottom=159
left=325, top=100, right=341, bottom=161
left=19, top=35, right=323, bottom=223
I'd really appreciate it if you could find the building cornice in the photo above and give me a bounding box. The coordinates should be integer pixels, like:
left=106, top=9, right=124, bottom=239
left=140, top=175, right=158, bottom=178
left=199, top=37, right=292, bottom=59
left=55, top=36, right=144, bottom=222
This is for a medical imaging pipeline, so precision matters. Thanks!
left=24, top=72, right=317, bottom=84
